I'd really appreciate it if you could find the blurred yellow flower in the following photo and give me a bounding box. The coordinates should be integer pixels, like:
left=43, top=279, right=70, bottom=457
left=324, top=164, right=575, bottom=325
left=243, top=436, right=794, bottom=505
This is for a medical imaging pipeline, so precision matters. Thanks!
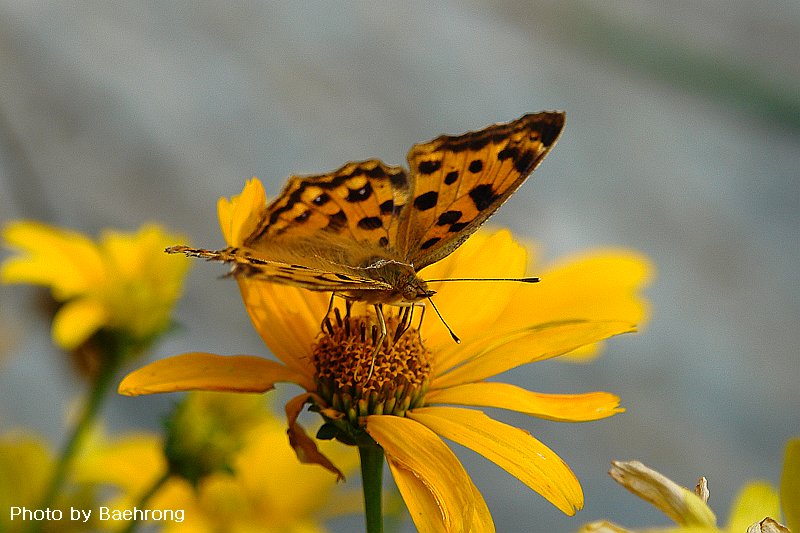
left=1, top=221, right=190, bottom=351
left=0, top=430, right=151, bottom=532
left=120, top=178, right=652, bottom=531
left=580, top=439, right=800, bottom=533
left=74, top=392, right=358, bottom=533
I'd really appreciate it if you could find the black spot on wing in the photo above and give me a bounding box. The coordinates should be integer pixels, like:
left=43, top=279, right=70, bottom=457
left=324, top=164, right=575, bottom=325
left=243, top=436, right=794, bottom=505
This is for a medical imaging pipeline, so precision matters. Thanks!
left=379, top=236, right=389, bottom=248
left=449, top=221, right=469, bottom=232
left=312, top=193, right=330, bottom=206
left=540, top=119, right=563, bottom=146
left=436, top=210, right=462, bottom=226
left=468, top=159, right=484, bottom=173
left=294, top=211, right=310, bottom=223
left=357, top=216, right=383, bottom=230
left=444, top=170, right=459, bottom=185
left=326, top=210, right=347, bottom=232
left=497, top=146, right=517, bottom=161
left=418, top=160, right=442, bottom=175
left=514, top=151, right=535, bottom=173
left=468, top=184, right=499, bottom=211
left=390, top=171, right=408, bottom=189
left=413, top=191, right=438, bottom=211
left=346, top=182, right=373, bottom=202
left=379, top=199, right=394, bottom=215
left=420, top=237, right=440, bottom=249
left=367, top=165, right=386, bottom=178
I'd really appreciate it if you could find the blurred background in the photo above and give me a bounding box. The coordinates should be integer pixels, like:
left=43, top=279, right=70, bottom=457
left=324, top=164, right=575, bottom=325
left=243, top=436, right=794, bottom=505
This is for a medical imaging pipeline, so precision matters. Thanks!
left=1, top=1, right=798, bottom=531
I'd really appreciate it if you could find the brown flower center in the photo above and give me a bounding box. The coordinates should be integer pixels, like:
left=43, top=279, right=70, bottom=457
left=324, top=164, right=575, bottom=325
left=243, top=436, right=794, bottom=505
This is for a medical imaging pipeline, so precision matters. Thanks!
left=312, top=310, right=431, bottom=425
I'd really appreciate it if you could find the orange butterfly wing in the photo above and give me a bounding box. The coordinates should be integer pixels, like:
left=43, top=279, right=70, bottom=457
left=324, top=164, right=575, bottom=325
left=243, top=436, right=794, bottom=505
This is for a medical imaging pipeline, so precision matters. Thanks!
left=398, top=111, right=565, bottom=270
left=246, top=159, right=410, bottom=253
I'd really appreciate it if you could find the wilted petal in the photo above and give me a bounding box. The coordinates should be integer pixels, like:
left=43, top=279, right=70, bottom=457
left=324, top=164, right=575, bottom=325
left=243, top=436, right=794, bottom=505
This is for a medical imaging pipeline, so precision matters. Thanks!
left=285, top=393, right=344, bottom=481
left=408, top=406, right=583, bottom=515
left=608, top=460, right=716, bottom=527
left=577, top=521, right=634, bottom=533
left=424, top=382, right=624, bottom=422
left=366, top=414, right=475, bottom=533
left=433, top=320, right=635, bottom=389
left=118, top=353, right=312, bottom=395
left=746, top=518, right=791, bottom=533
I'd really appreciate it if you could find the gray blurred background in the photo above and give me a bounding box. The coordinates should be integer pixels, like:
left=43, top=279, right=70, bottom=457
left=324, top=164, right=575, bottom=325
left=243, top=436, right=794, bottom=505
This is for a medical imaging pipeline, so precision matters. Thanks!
left=1, top=1, right=798, bottom=531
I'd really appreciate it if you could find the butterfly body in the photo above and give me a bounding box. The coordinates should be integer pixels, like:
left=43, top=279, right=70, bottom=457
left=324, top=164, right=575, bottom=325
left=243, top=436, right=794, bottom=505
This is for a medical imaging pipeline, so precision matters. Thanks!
left=336, top=258, right=434, bottom=305
left=169, top=111, right=565, bottom=341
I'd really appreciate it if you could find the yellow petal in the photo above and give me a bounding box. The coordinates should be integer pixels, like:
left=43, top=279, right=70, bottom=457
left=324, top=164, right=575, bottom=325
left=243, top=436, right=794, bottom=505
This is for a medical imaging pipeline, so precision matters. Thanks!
left=499, top=249, right=653, bottom=329
left=408, top=406, right=583, bottom=515
left=608, top=460, right=716, bottom=527
left=419, top=229, right=528, bottom=350
left=1, top=220, right=106, bottom=298
left=52, top=298, right=108, bottom=350
left=726, top=482, right=781, bottom=533
left=366, top=414, right=475, bottom=533
left=0, top=433, right=52, bottom=512
left=386, top=460, right=450, bottom=533
left=424, top=382, right=624, bottom=422
left=118, top=353, right=312, bottom=396
left=101, top=224, right=181, bottom=277
left=217, top=178, right=267, bottom=247
left=467, top=476, right=496, bottom=533
left=236, top=278, right=327, bottom=378
left=433, top=320, right=636, bottom=389
left=73, top=431, right=165, bottom=496
left=781, top=438, right=800, bottom=533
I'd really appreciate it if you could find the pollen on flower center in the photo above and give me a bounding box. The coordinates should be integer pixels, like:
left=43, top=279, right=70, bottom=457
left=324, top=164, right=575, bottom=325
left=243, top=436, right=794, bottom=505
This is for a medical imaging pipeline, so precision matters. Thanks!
left=312, top=309, right=431, bottom=424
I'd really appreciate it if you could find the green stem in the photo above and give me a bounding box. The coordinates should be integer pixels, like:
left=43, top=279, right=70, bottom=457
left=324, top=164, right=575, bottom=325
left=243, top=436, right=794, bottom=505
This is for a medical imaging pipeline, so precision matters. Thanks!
left=119, top=470, right=171, bottom=533
left=359, top=445, right=385, bottom=533
left=29, top=342, right=127, bottom=533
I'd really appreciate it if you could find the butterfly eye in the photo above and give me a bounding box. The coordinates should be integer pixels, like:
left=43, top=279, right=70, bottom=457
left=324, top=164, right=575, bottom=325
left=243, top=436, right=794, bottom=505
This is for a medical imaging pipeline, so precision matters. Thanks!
left=401, top=284, right=418, bottom=302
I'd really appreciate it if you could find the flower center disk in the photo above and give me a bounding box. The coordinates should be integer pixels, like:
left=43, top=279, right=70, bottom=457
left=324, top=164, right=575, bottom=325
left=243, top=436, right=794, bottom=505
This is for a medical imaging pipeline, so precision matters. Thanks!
left=313, top=312, right=431, bottom=423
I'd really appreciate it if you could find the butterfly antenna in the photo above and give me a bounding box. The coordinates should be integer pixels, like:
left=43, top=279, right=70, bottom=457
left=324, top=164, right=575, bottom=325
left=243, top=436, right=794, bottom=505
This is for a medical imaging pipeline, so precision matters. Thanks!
left=424, top=276, right=540, bottom=283
left=427, top=297, right=460, bottom=344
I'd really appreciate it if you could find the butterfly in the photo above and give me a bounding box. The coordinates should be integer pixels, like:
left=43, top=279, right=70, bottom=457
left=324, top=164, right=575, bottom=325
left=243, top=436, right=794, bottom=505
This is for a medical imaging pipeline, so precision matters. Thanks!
left=169, top=111, right=565, bottom=354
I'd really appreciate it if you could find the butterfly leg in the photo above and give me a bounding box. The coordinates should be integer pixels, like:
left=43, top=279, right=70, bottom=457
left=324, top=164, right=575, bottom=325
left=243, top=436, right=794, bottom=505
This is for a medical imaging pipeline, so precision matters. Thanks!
left=393, top=304, right=413, bottom=344
left=416, top=303, right=427, bottom=342
left=320, top=293, right=337, bottom=333
left=366, top=304, right=387, bottom=381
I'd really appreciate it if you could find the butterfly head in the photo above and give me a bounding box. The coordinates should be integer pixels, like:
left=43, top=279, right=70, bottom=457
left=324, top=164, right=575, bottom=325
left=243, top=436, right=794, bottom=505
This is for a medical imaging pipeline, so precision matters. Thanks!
left=359, top=258, right=435, bottom=304
left=399, top=276, right=435, bottom=302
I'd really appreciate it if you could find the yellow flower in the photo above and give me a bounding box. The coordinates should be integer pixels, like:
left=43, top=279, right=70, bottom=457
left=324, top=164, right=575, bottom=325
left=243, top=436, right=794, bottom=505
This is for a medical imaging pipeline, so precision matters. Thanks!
left=0, top=430, right=141, bottom=532
left=120, top=178, right=652, bottom=531
left=1, top=221, right=190, bottom=350
left=75, top=392, right=358, bottom=533
left=580, top=439, right=800, bottom=533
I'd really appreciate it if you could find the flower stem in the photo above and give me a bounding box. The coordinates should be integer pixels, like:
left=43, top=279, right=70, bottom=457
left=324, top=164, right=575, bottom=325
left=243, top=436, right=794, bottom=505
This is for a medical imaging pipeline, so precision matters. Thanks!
left=29, top=340, right=127, bottom=533
left=359, top=444, right=385, bottom=533
left=119, top=470, right=171, bottom=533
